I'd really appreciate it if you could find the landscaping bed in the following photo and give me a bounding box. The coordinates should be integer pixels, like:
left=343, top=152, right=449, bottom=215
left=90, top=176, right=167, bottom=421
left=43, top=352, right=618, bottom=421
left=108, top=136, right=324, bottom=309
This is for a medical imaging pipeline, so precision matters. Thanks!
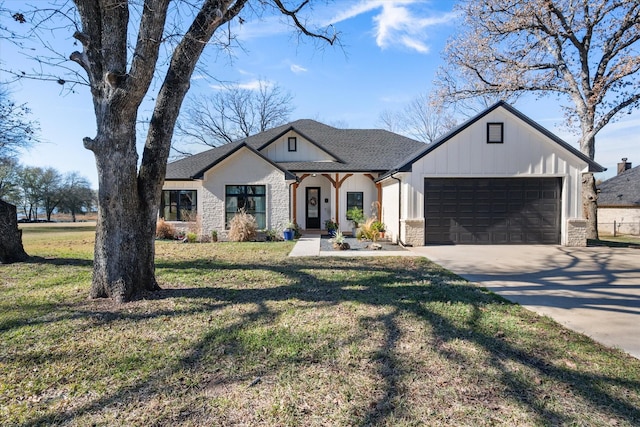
left=320, top=235, right=407, bottom=252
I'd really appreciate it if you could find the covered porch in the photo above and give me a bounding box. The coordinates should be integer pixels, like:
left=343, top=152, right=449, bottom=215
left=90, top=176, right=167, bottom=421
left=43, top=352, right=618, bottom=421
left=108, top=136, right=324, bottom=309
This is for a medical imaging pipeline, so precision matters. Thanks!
left=290, top=172, right=383, bottom=234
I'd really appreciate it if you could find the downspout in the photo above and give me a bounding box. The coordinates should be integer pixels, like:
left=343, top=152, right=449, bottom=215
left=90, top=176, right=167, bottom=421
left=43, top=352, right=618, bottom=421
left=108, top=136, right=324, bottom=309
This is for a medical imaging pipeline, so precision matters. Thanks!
left=390, top=171, right=406, bottom=246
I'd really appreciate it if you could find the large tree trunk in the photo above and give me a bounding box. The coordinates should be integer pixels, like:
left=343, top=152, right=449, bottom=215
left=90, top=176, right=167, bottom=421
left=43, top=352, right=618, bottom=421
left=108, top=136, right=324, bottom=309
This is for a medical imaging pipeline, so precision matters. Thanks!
left=580, top=131, right=599, bottom=240
left=0, top=200, right=29, bottom=264
left=87, top=110, right=161, bottom=301
left=582, top=172, right=599, bottom=240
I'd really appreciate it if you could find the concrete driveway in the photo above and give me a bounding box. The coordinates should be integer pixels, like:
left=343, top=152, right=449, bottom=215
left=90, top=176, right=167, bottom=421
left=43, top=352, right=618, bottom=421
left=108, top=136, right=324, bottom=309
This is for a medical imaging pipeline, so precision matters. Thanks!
left=410, top=245, right=640, bottom=359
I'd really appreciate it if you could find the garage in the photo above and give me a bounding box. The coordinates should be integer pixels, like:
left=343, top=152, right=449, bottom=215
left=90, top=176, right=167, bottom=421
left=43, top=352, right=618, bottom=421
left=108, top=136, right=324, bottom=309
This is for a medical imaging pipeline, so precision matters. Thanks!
left=424, top=178, right=562, bottom=244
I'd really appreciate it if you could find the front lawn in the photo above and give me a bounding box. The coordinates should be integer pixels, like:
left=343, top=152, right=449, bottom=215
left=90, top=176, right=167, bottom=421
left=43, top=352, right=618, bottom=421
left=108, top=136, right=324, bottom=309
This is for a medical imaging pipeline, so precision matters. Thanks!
left=1, top=226, right=639, bottom=426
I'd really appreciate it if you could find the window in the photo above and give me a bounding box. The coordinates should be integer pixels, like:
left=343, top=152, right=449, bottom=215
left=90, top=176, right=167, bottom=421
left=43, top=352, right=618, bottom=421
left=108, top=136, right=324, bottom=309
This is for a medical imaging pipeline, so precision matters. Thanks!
left=487, top=122, right=504, bottom=143
left=288, top=137, right=297, bottom=152
left=346, top=192, right=363, bottom=219
left=225, top=185, right=266, bottom=229
left=160, top=190, right=197, bottom=221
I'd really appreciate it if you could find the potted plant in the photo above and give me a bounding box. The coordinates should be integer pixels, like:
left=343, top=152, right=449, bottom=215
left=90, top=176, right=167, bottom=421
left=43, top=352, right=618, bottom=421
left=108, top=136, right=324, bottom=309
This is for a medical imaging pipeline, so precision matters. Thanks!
left=372, top=220, right=385, bottom=239
left=324, top=219, right=338, bottom=236
left=283, top=221, right=296, bottom=241
left=211, top=229, right=218, bottom=242
left=346, top=206, right=365, bottom=236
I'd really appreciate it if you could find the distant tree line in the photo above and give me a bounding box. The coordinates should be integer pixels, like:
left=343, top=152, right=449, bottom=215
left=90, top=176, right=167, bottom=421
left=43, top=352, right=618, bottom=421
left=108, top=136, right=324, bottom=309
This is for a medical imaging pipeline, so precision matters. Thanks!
left=0, top=159, right=96, bottom=222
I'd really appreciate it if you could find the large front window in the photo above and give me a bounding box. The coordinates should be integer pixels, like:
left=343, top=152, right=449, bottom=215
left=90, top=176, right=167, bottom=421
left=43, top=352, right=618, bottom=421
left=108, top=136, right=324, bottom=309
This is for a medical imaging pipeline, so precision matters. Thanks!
left=225, top=185, right=266, bottom=229
left=160, top=190, right=197, bottom=221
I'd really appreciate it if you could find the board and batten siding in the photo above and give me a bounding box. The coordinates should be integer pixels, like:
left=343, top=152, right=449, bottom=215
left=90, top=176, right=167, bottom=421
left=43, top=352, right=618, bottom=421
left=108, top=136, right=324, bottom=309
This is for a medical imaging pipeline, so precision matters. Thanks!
left=404, top=108, right=591, bottom=245
left=380, top=177, right=401, bottom=243
left=261, top=130, right=335, bottom=163
left=201, top=147, right=292, bottom=235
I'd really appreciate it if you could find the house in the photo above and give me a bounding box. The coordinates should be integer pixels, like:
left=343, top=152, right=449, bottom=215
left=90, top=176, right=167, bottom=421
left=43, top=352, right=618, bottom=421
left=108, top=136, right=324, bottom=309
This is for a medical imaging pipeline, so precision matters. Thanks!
left=597, top=159, right=640, bottom=236
left=163, top=101, right=604, bottom=246
left=163, top=119, right=425, bottom=236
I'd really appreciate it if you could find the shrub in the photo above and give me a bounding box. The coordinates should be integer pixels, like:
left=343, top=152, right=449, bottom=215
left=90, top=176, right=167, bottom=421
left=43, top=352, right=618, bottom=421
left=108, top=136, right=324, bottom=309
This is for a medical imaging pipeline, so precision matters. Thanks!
left=186, top=232, right=198, bottom=243
left=156, top=218, right=176, bottom=239
left=359, top=217, right=380, bottom=242
left=228, top=210, right=258, bottom=242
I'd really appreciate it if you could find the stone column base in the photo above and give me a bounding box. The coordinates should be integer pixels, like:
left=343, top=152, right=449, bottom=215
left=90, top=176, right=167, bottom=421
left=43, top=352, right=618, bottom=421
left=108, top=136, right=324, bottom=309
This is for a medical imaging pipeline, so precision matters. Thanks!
left=566, top=218, right=587, bottom=247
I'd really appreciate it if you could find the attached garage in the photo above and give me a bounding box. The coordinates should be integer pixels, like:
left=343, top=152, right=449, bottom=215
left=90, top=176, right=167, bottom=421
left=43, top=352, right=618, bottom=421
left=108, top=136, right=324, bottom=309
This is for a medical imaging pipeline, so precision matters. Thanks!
left=424, top=177, right=561, bottom=244
left=376, top=102, right=605, bottom=247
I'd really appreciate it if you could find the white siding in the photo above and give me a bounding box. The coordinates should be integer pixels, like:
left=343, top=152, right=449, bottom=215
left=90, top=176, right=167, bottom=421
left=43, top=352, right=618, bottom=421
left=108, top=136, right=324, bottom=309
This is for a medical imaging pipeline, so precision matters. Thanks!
left=200, top=147, right=291, bottom=235
left=381, top=178, right=400, bottom=243
left=338, top=174, right=377, bottom=232
left=261, top=130, right=335, bottom=162
left=403, top=107, right=591, bottom=245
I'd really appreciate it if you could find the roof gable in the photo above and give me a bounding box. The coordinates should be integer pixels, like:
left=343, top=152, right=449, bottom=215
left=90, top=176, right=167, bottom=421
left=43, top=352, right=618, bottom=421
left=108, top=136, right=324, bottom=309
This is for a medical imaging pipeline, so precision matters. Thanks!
left=165, top=142, right=295, bottom=180
left=165, top=119, right=425, bottom=179
left=386, top=101, right=604, bottom=177
left=597, top=165, right=640, bottom=206
left=258, top=127, right=340, bottom=163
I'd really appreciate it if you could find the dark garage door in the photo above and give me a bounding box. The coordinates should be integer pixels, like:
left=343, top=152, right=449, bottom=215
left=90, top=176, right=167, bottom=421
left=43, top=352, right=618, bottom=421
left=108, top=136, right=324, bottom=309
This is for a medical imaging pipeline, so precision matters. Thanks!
left=424, top=178, right=561, bottom=244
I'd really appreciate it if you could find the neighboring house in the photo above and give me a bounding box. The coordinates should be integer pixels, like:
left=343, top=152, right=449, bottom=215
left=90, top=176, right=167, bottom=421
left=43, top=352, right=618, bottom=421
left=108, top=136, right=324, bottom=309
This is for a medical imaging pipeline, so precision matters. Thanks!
left=597, top=160, right=640, bottom=236
left=163, top=101, right=604, bottom=246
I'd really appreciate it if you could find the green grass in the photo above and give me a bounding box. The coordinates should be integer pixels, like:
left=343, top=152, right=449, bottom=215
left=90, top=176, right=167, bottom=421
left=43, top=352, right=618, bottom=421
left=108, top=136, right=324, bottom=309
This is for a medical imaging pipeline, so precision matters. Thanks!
left=1, top=226, right=639, bottom=425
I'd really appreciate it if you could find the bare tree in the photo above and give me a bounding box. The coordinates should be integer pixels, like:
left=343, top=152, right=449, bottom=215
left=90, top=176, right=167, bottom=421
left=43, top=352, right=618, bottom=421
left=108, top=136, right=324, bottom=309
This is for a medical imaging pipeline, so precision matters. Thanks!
left=6, top=0, right=337, bottom=302
left=436, top=0, right=640, bottom=239
left=59, top=172, right=95, bottom=222
left=377, top=93, right=456, bottom=144
left=39, top=167, right=63, bottom=221
left=176, top=79, right=294, bottom=150
left=0, top=84, right=39, bottom=160
left=0, top=157, right=21, bottom=202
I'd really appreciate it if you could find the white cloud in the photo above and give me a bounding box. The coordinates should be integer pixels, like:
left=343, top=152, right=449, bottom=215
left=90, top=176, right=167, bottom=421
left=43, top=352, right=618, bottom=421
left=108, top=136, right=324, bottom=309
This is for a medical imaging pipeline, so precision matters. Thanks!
left=290, top=64, right=308, bottom=73
left=210, top=79, right=272, bottom=91
left=327, top=0, right=457, bottom=54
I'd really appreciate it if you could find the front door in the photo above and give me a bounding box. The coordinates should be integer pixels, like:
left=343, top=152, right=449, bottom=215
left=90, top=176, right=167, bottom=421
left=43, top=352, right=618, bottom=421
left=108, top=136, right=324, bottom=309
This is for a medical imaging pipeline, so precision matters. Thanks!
left=306, top=187, right=321, bottom=229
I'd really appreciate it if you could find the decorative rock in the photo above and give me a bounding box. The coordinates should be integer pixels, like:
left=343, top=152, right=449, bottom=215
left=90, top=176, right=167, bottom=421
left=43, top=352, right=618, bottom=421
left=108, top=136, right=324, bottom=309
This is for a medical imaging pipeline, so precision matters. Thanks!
left=333, top=242, right=351, bottom=250
left=367, top=243, right=382, bottom=250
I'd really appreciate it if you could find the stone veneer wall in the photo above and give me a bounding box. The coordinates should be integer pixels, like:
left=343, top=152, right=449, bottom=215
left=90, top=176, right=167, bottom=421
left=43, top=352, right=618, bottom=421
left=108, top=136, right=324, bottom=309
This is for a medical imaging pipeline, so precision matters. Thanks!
left=401, top=219, right=425, bottom=247
left=566, top=218, right=587, bottom=247
left=201, top=172, right=290, bottom=239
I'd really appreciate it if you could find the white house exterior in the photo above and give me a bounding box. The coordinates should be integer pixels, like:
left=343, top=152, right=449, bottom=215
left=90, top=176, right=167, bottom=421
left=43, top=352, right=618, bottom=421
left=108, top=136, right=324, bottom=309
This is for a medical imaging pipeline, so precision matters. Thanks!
left=163, top=102, right=603, bottom=246
left=163, top=120, right=424, bottom=238
left=377, top=102, right=604, bottom=246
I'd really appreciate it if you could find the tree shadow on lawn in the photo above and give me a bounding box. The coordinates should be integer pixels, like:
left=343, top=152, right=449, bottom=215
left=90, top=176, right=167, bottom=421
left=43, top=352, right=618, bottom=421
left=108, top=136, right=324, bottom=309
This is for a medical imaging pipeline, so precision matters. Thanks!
left=20, top=256, right=640, bottom=426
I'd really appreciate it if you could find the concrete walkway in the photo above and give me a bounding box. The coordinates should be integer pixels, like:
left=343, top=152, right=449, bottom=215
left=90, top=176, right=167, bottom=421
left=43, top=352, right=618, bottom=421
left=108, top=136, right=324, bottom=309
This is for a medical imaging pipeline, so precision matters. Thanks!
left=289, top=235, right=419, bottom=257
left=411, top=245, right=640, bottom=359
left=289, top=238, right=640, bottom=358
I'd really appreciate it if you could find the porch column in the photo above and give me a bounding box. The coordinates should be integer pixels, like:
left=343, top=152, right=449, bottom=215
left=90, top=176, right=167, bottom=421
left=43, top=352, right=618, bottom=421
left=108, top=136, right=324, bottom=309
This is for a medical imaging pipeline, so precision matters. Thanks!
left=322, top=173, right=352, bottom=227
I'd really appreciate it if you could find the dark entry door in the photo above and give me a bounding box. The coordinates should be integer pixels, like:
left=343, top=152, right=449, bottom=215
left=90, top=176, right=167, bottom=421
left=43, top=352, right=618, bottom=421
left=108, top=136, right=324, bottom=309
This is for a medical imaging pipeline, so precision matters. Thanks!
left=306, top=187, right=321, bottom=229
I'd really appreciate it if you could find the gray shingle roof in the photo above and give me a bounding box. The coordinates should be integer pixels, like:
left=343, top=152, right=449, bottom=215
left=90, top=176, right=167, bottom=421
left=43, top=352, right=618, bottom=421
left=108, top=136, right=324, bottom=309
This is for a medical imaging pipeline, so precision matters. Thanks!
left=597, top=165, right=640, bottom=206
left=165, top=119, right=425, bottom=180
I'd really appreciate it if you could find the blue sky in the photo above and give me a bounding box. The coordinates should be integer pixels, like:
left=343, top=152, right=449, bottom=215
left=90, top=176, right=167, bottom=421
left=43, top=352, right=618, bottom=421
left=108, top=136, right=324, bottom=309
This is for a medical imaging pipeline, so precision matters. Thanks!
left=1, top=0, right=638, bottom=188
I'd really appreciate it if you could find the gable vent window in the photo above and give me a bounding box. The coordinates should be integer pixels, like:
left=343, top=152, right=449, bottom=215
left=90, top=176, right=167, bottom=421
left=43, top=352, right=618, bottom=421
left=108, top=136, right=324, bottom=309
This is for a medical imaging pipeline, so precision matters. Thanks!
left=288, top=137, right=297, bottom=152
left=487, top=123, right=504, bottom=144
